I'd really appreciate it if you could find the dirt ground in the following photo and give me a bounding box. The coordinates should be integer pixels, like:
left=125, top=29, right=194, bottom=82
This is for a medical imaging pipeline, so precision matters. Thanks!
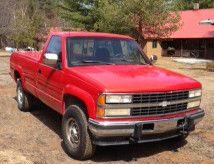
left=0, top=52, right=214, bottom=164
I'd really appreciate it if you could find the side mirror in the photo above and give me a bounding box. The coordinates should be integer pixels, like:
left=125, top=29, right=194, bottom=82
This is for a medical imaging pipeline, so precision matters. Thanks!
left=43, top=53, right=58, bottom=66
left=150, top=55, right=158, bottom=64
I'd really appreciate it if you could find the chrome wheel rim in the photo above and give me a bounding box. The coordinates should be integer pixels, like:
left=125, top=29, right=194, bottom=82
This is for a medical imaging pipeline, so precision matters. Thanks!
left=66, top=118, right=80, bottom=148
left=17, top=87, right=24, bottom=105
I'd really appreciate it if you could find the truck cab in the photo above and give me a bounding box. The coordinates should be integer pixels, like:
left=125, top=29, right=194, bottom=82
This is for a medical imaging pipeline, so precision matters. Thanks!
left=10, top=32, right=204, bottom=160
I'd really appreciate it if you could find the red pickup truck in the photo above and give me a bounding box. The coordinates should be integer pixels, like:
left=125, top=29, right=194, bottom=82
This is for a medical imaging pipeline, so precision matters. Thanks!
left=10, top=32, right=204, bottom=160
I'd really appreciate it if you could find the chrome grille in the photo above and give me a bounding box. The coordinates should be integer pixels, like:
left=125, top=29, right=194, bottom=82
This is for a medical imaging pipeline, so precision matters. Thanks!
left=132, top=91, right=189, bottom=104
left=131, top=102, right=188, bottom=116
left=131, top=91, right=189, bottom=116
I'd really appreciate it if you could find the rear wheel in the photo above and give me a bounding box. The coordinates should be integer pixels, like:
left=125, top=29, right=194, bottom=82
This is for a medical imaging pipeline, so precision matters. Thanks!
left=16, top=79, right=33, bottom=112
left=62, top=105, right=95, bottom=160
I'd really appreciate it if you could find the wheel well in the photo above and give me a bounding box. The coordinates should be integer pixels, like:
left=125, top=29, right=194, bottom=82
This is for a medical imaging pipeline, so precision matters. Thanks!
left=64, top=95, right=88, bottom=118
left=14, top=70, right=21, bottom=82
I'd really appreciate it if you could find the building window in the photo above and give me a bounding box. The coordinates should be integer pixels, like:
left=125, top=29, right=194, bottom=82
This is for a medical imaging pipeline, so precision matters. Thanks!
left=152, top=40, right=157, bottom=49
left=207, top=39, right=214, bottom=49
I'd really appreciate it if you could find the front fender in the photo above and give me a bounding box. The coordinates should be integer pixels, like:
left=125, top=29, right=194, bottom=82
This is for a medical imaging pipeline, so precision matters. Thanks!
left=62, top=84, right=96, bottom=119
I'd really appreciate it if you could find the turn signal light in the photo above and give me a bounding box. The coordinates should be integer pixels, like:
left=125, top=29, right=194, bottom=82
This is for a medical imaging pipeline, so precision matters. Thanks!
left=96, top=107, right=105, bottom=117
left=98, top=95, right=105, bottom=105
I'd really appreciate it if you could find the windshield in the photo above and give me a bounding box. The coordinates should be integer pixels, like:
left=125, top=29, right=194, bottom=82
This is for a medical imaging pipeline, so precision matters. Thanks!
left=66, top=37, right=149, bottom=66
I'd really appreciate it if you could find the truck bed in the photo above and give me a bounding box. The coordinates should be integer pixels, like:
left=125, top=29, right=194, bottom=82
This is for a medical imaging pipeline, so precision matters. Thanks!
left=12, top=51, right=41, bottom=62
left=10, top=51, right=42, bottom=97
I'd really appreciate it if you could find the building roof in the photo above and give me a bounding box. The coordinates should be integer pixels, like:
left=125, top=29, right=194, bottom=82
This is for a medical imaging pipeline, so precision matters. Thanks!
left=144, top=8, right=214, bottom=39
left=169, top=8, right=214, bottom=39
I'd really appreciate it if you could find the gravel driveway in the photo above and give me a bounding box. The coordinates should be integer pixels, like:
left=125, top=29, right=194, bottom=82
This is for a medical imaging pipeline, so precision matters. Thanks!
left=0, top=53, right=213, bottom=164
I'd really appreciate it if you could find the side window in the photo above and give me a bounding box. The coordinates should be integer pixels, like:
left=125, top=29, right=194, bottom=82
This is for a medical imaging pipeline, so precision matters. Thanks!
left=45, top=36, right=62, bottom=62
left=152, top=40, right=157, bottom=49
left=46, top=36, right=62, bottom=54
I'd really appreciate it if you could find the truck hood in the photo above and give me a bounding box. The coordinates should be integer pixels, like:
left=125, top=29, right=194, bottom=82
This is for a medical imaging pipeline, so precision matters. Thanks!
left=70, top=65, right=201, bottom=93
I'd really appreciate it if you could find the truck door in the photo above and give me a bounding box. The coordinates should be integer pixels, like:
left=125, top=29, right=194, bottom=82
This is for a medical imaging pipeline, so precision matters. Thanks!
left=36, top=36, right=64, bottom=112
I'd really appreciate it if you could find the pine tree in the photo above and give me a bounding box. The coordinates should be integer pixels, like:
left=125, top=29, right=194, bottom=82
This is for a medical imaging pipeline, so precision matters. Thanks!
left=59, top=0, right=181, bottom=40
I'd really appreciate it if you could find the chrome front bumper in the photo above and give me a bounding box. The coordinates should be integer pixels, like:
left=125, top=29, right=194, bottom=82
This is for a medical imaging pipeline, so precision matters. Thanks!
left=88, top=109, right=205, bottom=145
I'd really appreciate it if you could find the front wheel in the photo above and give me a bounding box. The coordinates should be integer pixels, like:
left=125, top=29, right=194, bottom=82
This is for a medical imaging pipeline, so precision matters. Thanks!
left=62, top=105, right=95, bottom=160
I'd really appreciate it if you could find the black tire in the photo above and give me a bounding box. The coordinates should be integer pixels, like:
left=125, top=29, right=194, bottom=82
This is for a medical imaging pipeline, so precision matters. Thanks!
left=16, top=79, right=33, bottom=112
left=62, top=105, right=95, bottom=160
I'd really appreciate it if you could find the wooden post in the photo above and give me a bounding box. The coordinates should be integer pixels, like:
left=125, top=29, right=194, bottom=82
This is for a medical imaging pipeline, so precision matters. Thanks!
left=0, top=37, right=2, bottom=49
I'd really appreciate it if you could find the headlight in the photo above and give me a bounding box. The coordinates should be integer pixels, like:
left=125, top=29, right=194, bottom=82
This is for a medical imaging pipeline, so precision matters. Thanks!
left=189, top=89, right=202, bottom=98
left=106, top=95, right=132, bottom=104
left=187, top=100, right=201, bottom=109
left=97, top=94, right=132, bottom=117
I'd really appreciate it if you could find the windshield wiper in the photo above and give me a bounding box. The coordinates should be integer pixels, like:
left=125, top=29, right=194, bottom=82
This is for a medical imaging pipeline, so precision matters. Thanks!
left=76, top=60, right=115, bottom=65
left=119, top=58, right=146, bottom=65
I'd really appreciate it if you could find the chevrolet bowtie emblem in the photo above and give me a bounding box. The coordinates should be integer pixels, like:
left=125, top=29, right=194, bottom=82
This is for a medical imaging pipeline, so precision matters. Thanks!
left=160, top=101, right=170, bottom=107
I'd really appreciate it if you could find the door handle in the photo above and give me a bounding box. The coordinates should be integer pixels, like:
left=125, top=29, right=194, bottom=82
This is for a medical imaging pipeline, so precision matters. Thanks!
left=38, top=69, right=42, bottom=74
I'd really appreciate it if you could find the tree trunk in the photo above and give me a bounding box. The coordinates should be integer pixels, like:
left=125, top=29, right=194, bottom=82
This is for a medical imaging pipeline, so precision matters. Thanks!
left=0, top=37, right=2, bottom=48
left=137, top=19, right=143, bottom=43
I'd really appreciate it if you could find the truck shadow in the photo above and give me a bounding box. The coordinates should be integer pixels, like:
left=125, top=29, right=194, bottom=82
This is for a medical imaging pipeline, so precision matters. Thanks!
left=92, top=140, right=187, bottom=162
left=28, top=102, right=187, bottom=162
left=29, top=103, right=63, bottom=138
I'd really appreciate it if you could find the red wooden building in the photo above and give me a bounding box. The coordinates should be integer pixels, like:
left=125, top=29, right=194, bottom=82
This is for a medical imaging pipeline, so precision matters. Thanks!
left=143, top=8, right=214, bottom=59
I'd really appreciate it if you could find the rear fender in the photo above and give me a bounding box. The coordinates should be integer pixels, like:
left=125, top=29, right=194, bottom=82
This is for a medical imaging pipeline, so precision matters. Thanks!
left=14, top=65, right=26, bottom=89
